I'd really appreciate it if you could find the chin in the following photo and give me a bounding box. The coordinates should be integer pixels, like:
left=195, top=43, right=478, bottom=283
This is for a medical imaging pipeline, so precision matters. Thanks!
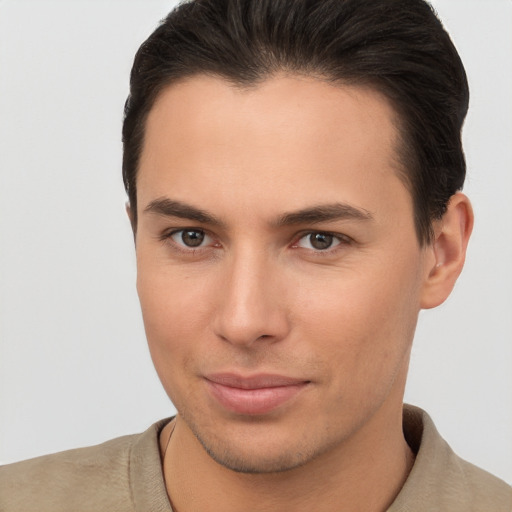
left=185, top=413, right=328, bottom=474
left=198, top=435, right=315, bottom=474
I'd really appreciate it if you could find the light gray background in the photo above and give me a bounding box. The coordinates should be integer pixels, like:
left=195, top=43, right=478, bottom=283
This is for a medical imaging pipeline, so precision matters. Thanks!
left=0, top=0, right=511, bottom=484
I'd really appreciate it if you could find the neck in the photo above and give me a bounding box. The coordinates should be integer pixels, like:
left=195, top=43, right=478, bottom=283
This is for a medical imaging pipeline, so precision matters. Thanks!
left=160, top=402, right=414, bottom=512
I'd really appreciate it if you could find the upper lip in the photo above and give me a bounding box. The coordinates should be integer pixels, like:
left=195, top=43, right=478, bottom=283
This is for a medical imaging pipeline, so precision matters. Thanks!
left=205, top=373, right=309, bottom=389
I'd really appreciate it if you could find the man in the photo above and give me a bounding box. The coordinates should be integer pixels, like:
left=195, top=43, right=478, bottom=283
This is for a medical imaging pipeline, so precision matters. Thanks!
left=1, top=0, right=511, bottom=510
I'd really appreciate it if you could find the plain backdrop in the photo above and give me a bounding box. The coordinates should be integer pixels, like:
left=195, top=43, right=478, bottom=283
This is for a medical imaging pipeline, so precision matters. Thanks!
left=0, top=0, right=511, bottom=485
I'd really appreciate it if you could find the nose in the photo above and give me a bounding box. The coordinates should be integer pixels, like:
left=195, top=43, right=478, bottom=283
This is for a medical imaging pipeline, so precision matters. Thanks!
left=212, top=249, right=290, bottom=347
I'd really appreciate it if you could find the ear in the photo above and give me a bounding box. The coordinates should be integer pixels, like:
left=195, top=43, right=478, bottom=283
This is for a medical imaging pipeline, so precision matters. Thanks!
left=420, top=193, right=474, bottom=309
left=125, top=202, right=137, bottom=240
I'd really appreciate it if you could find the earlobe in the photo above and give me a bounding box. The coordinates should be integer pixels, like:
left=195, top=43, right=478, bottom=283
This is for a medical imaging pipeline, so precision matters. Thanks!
left=420, top=193, right=474, bottom=309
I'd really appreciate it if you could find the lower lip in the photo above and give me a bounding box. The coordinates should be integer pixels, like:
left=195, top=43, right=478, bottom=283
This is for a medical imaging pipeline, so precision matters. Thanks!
left=206, top=380, right=308, bottom=415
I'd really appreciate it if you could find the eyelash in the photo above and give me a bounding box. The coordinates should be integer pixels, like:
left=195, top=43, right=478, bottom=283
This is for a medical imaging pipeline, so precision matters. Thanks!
left=159, top=228, right=218, bottom=255
left=159, top=228, right=353, bottom=256
left=291, top=231, right=353, bottom=254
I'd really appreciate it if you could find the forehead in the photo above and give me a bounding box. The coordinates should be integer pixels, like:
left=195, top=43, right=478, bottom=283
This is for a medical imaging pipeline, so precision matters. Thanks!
left=137, top=74, right=410, bottom=223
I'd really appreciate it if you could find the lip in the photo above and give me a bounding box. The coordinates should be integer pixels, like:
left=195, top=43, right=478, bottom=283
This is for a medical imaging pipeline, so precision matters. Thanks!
left=205, top=373, right=310, bottom=415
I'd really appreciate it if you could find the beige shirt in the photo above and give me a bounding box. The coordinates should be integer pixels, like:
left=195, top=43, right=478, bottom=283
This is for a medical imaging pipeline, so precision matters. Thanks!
left=1, top=405, right=510, bottom=511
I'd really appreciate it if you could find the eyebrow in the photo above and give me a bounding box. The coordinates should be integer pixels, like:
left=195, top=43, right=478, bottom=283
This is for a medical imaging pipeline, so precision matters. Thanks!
left=275, top=203, right=374, bottom=226
left=144, top=198, right=225, bottom=227
left=143, top=197, right=373, bottom=228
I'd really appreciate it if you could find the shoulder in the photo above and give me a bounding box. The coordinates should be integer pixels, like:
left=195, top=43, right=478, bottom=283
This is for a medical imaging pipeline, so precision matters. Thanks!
left=454, top=455, right=512, bottom=509
left=390, top=405, right=512, bottom=512
left=0, top=434, right=136, bottom=512
left=0, top=420, right=169, bottom=512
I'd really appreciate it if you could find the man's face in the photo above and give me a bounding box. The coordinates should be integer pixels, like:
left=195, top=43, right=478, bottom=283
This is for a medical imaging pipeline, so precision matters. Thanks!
left=135, top=75, right=433, bottom=473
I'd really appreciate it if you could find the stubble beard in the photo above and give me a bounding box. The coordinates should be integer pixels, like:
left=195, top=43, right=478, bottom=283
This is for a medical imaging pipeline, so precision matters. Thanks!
left=180, top=410, right=330, bottom=475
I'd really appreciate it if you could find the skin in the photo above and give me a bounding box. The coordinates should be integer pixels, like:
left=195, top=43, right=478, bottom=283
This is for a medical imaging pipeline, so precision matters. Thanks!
left=132, top=74, right=473, bottom=512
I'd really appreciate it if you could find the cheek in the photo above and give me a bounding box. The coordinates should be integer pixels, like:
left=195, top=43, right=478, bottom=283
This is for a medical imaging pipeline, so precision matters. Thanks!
left=136, top=263, right=214, bottom=386
left=137, top=273, right=211, bottom=414
left=293, top=259, right=422, bottom=388
left=137, top=252, right=213, bottom=328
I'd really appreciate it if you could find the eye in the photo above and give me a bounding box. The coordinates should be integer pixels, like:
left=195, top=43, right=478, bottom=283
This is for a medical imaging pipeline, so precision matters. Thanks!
left=170, top=229, right=212, bottom=248
left=295, top=232, right=342, bottom=251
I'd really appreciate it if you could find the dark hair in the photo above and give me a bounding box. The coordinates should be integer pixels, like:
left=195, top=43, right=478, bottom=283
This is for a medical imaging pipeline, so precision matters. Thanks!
left=123, top=0, right=469, bottom=245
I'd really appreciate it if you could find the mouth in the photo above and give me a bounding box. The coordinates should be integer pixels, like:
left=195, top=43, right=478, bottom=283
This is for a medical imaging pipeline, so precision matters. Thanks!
left=204, top=373, right=310, bottom=415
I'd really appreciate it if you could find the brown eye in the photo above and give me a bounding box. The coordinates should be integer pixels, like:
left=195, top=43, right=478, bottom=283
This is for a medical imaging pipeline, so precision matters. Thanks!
left=171, top=229, right=208, bottom=248
left=296, top=232, right=342, bottom=251
left=309, top=233, right=333, bottom=250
